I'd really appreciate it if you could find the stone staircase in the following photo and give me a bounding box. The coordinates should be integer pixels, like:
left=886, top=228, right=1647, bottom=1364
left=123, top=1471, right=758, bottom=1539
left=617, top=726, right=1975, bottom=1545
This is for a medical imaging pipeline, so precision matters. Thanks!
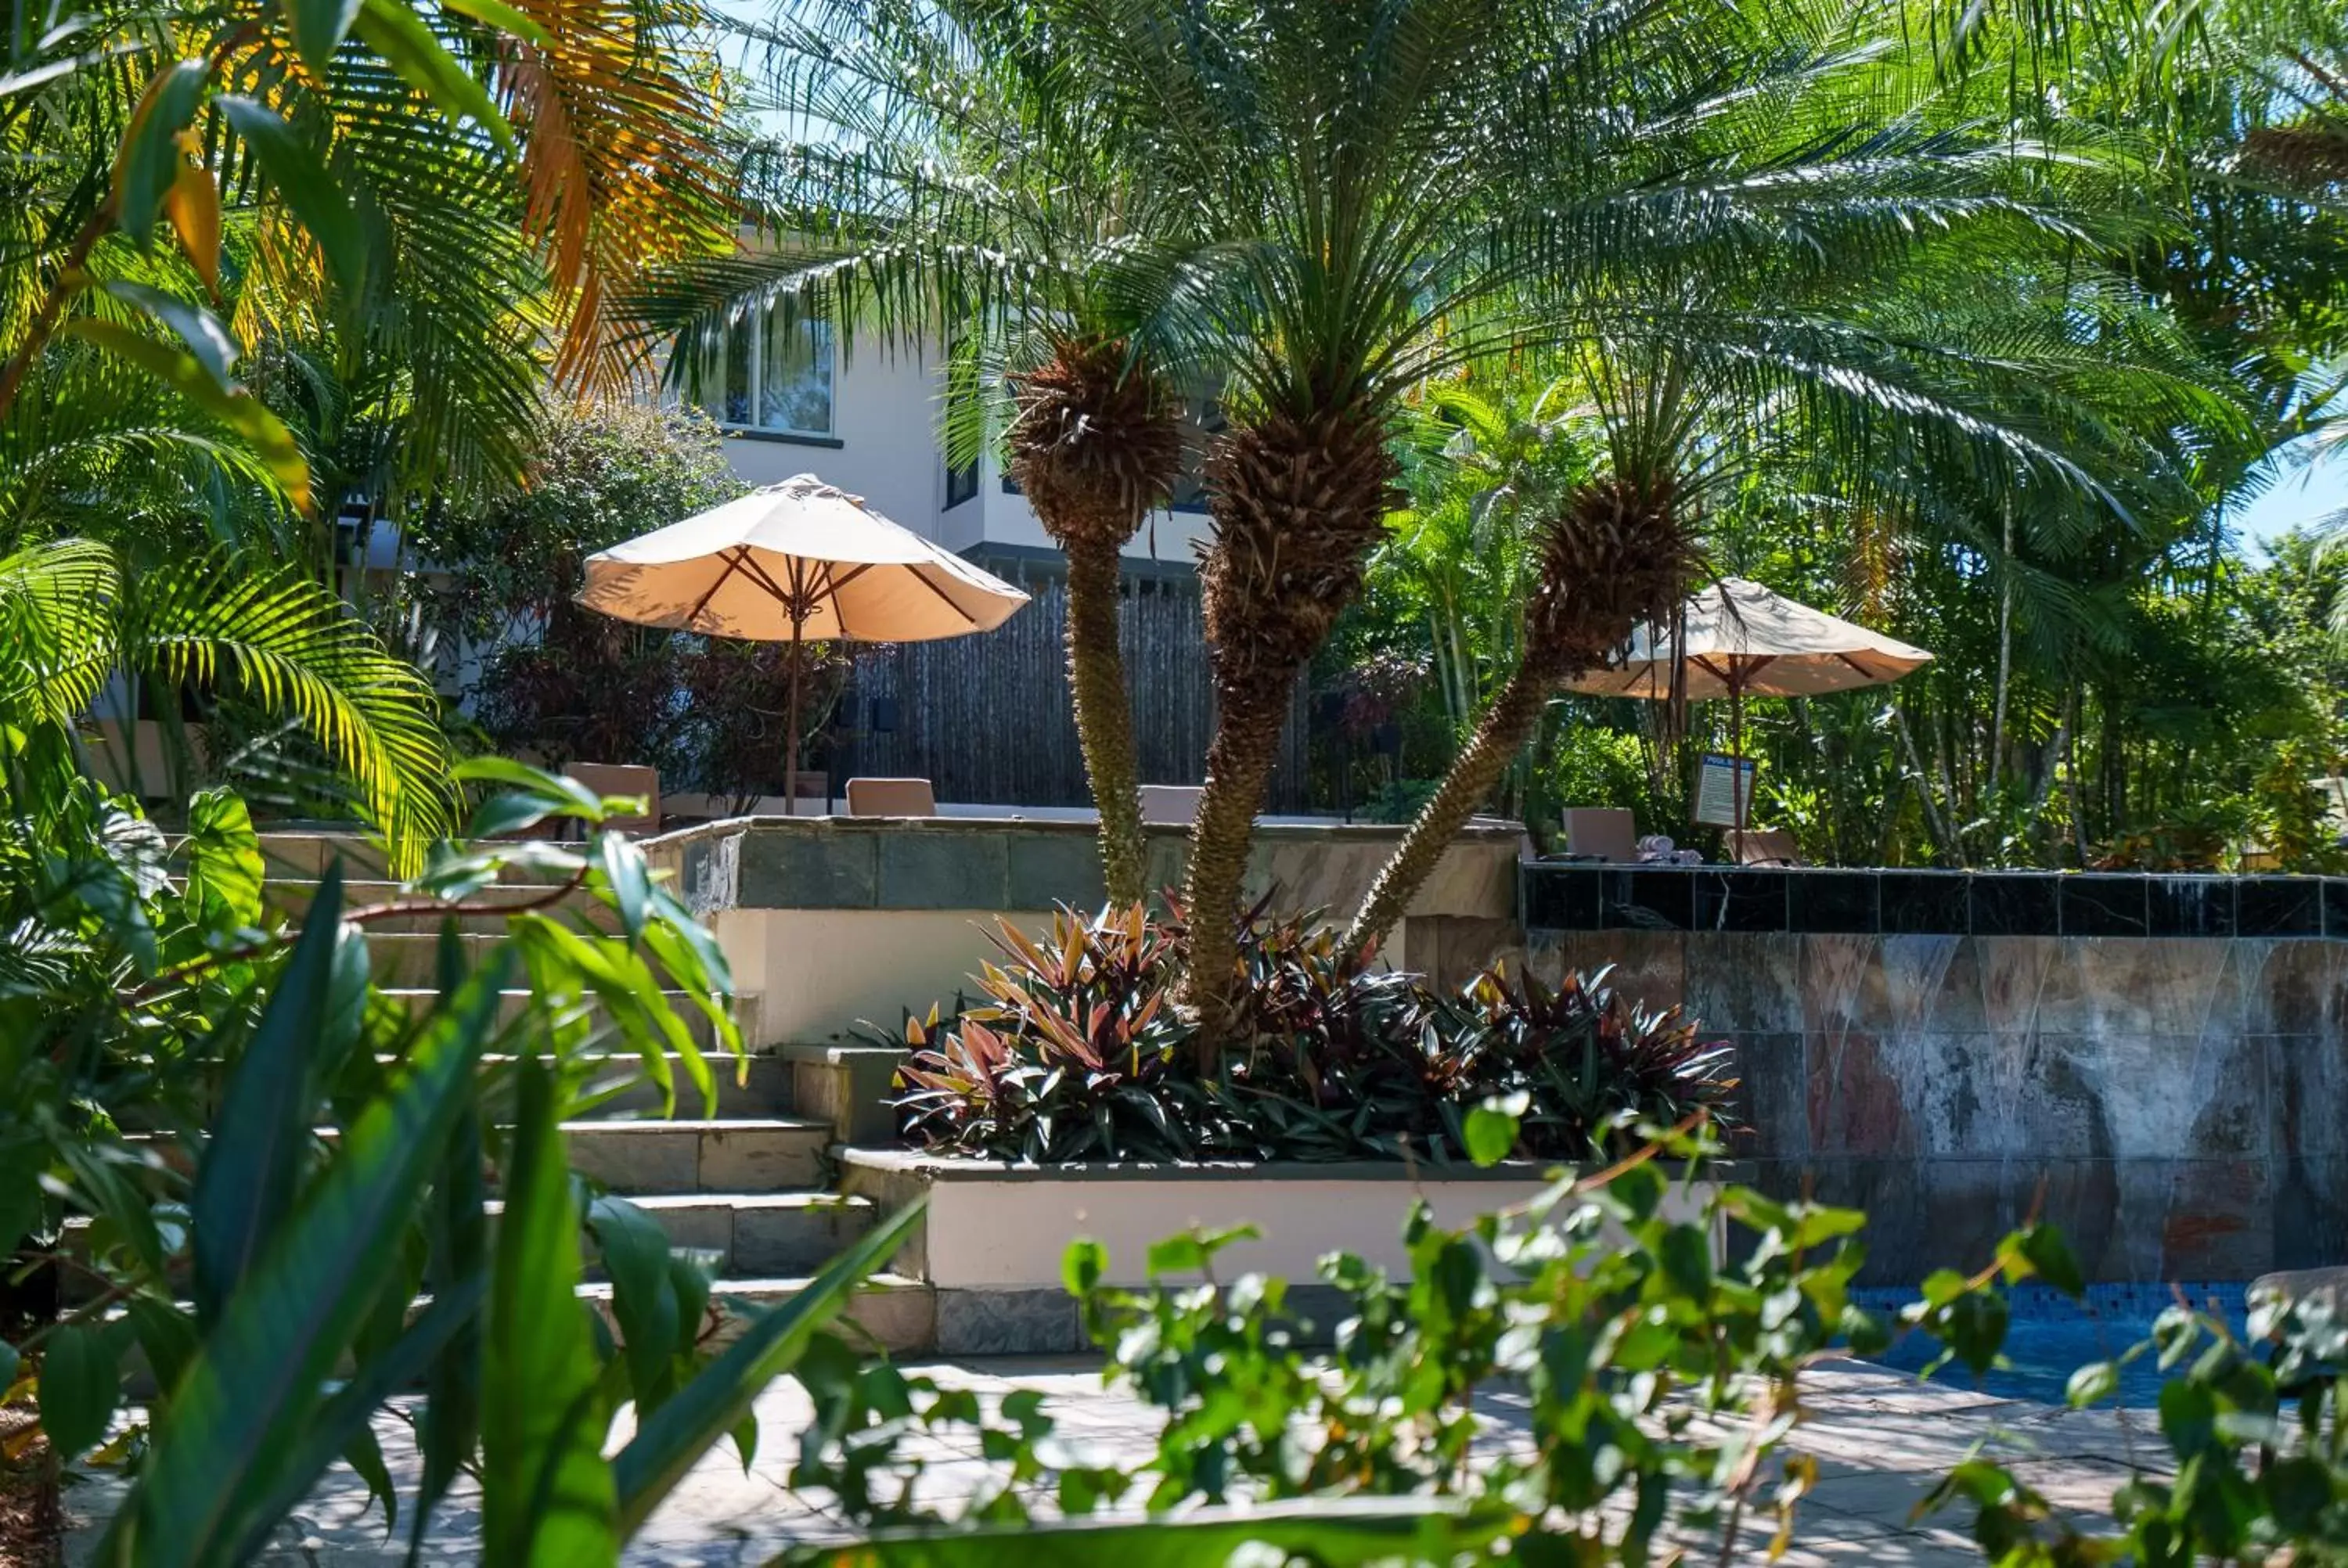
left=257, top=833, right=935, bottom=1350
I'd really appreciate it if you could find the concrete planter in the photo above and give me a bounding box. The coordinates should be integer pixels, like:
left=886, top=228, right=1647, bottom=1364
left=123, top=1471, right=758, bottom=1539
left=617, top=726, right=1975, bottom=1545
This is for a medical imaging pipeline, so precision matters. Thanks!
left=644, top=815, right=1525, bottom=1046
left=838, top=1148, right=1725, bottom=1354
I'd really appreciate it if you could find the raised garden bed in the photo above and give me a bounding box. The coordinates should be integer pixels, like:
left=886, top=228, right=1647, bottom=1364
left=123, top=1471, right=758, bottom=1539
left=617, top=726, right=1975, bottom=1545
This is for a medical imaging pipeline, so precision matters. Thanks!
left=837, top=1147, right=1727, bottom=1354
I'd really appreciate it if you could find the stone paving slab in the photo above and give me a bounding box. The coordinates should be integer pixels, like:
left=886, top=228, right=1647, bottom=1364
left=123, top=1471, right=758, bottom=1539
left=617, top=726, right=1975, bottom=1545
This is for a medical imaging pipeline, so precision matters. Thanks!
left=63, top=1359, right=2154, bottom=1564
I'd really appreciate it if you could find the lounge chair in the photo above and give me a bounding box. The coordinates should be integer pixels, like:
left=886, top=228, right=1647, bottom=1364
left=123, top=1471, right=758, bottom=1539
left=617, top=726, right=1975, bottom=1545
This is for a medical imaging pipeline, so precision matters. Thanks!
left=1725, top=827, right=1803, bottom=867
left=1137, top=784, right=1203, bottom=825
left=845, top=777, right=937, bottom=817
left=1556, top=807, right=1638, bottom=862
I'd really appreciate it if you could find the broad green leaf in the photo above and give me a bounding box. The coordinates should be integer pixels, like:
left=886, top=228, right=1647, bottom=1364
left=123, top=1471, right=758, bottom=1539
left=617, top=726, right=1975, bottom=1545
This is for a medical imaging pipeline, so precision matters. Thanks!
left=613, top=1199, right=924, bottom=1534
left=587, top=1194, right=681, bottom=1414
left=596, top=832, right=650, bottom=939
left=287, top=0, right=366, bottom=77
left=1463, top=1091, right=1528, bottom=1168
left=99, top=282, right=237, bottom=389
left=213, top=97, right=369, bottom=300
left=456, top=757, right=607, bottom=822
left=465, top=789, right=565, bottom=840
left=438, top=0, right=550, bottom=43
left=2066, top=1360, right=2119, bottom=1408
left=351, top=0, right=513, bottom=150
left=512, top=919, right=693, bottom=1115
left=111, top=59, right=207, bottom=248
left=60, top=320, right=309, bottom=509
left=189, top=869, right=343, bottom=1329
left=182, top=786, right=265, bottom=928
left=45, top=843, right=159, bottom=973
left=110, top=954, right=506, bottom=1567
left=412, top=1000, right=488, bottom=1558
left=222, top=1280, right=485, bottom=1566
left=123, top=1298, right=200, bottom=1409
left=483, top=1057, right=618, bottom=1566
left=1061, top=1237, right=1107, bottom=1296
left=779, top=1496, right=1523, bottom=1566
left=39, top=1322, right=123, bottom=1457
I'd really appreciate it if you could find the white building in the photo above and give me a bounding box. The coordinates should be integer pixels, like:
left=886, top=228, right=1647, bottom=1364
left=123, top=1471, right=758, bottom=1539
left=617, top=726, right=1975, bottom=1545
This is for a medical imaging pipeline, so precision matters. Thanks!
left=683, top=310, right=1215, bottom=568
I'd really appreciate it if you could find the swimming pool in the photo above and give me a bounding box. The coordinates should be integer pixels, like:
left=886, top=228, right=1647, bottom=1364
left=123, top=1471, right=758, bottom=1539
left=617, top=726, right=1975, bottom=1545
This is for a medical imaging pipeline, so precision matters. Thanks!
left=1849, top=1282, right=2249, bottom=1407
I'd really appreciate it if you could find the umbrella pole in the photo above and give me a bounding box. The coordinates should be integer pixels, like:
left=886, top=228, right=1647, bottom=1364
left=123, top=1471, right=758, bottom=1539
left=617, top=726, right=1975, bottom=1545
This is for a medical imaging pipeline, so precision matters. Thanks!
left=785, top=616, right=804, bottom=818
left=1730, top=667, right=1748, bottom=836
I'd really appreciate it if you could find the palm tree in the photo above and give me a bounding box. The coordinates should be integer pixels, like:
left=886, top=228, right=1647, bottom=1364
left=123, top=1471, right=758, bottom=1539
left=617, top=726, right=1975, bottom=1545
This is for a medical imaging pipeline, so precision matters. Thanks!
left=632, top=0, right=1194, bottom=905
left=0, top=538, right=460, bottom=862
left=1009, top=0, right=2190, bottom=1049
left=0, top=0, right=736, bottom=854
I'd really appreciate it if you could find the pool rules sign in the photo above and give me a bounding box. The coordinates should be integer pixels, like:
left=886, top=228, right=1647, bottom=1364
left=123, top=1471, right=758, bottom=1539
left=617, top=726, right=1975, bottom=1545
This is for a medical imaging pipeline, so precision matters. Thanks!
left=1694, top=753, right=1756, bottom=828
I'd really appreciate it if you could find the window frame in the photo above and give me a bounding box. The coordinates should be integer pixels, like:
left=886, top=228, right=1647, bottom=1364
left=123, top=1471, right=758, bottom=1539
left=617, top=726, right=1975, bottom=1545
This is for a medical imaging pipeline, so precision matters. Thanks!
left=702, top=309, right=837, bottom=441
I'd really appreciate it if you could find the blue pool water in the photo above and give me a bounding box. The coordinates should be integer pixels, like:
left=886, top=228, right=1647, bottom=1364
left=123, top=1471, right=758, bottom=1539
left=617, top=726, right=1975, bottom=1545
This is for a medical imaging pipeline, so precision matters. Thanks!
left=1849, top=1282, right=2249, bottom=1407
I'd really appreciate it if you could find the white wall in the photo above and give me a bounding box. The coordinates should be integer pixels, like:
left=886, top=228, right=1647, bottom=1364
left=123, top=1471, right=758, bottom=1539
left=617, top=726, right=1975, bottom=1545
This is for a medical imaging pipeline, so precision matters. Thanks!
left=718, top=340, right=1215, bottom=565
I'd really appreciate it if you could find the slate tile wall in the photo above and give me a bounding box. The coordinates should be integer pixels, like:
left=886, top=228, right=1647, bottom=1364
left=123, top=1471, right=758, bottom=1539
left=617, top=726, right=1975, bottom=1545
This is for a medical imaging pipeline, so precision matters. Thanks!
left=1527, top=926, right=2345, bottom=1283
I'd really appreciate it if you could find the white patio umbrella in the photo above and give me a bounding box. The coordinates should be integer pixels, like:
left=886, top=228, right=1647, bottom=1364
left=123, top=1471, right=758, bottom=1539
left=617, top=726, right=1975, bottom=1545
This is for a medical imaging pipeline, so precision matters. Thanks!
left=1563, top=577, right=1932, bottom=829
left=578, top=473, right=1030, bottom=813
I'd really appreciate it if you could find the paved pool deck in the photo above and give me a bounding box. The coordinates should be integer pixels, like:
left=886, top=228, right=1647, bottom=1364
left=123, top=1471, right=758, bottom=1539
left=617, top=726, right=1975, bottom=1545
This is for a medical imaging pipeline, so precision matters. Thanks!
left=63, top=1358, right=2163, bottom=1565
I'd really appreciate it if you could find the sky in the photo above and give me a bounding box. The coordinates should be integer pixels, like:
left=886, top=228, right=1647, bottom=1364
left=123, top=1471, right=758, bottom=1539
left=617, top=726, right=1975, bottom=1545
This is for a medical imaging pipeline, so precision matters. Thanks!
left=2231, top=438, right=2348, bottom=556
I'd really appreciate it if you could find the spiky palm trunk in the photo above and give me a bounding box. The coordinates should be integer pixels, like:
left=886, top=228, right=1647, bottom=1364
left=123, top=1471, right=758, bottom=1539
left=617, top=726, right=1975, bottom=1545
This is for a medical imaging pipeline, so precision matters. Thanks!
left=1182, top=405, right=1399, bottom=1058
left=1007, top=338, right=1182, bottom=909
left=1345, top=474, right=1693, bottom=957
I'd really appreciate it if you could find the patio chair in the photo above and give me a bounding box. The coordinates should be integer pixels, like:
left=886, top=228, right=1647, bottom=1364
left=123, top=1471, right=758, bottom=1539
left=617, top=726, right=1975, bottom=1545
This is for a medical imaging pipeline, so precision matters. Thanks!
left=845, top=777, right=937, bottom=818
left=1725, top=827, right=1804, bottom=867
left=1137, top=784, right=1203, bottom=825
left=1556, top=807, right=1638, bottom=862
left=563, top=762, right=660, bottom=836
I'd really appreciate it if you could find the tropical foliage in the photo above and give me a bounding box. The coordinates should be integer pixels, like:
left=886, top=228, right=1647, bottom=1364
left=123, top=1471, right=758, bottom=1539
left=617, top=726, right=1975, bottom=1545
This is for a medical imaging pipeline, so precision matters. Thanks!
left=644, top=0, right=2347, bottom=1035
left=405, top=400, right=839, bottom=800
left=889, top=904, right=1735, bottom=1165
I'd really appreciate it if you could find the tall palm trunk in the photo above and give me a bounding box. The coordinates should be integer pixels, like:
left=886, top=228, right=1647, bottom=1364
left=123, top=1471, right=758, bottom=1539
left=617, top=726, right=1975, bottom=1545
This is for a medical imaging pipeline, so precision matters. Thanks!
left=1007, top=338, right=1182, bottom=908
left=1345, top=474, right=1692, bottom=957
left=1181, top=404, right=1398, bottom=1058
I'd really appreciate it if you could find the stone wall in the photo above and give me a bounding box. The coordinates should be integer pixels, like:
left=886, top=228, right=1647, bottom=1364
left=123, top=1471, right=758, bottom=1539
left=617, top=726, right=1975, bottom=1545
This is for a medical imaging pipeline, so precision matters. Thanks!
left=646, top=815, right=1522, bottom=1043
left=1527, top=925, right=2343, bottom=1284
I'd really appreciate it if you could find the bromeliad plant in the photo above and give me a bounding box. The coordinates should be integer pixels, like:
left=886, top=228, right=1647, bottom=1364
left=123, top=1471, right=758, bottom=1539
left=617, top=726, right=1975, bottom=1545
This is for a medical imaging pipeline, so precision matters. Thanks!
left=892, top=905, right=1241, bottom=1163
left=889, top=904, right=1737, bottom=1167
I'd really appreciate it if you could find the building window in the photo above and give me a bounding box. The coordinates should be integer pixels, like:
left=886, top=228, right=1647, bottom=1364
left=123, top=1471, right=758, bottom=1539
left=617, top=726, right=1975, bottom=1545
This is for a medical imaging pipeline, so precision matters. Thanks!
left=944, top=452, right=979, bottom=510
left=700, top=308, right=834, bottom=437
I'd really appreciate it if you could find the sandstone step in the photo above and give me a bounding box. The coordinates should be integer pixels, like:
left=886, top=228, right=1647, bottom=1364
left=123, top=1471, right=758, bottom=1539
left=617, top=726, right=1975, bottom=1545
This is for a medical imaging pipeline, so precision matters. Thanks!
left=582, top=1272, right=936, bottom=1354
left=448, top=1051, right=789, bottom=1120
left=86, top=1274, right=938, bottom=1367
left=113, top=1113, right=829, bottom=1195
left=378, top=990, right=750, bottom=1054
left=268, top=878, right=622, bottom=933
left=558, top=1192, right=874, bottom=1276
left=563, top=1119, right=830, bottom=1195
left=361, top=932, right=639, bottom=986
left=254, top=833, right=582, bottom=883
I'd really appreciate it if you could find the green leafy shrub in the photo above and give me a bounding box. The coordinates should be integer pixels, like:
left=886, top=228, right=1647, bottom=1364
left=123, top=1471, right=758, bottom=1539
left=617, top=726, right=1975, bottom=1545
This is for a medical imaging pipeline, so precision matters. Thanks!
left=1925, top=1286, right=2348, bottom=1564
left=788, top=1117, right=2077, bottom=1563
left=890, top=904, right=1737, bottom=1164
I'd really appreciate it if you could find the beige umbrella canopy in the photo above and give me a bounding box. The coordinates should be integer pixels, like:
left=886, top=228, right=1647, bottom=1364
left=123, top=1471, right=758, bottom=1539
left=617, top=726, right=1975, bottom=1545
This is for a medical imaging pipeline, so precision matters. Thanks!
left=1564, top=577, right=1932, bottom=701
left=1562, top=577, right=1932, bottom=829
left=579, top=473, right=1030, bottom=812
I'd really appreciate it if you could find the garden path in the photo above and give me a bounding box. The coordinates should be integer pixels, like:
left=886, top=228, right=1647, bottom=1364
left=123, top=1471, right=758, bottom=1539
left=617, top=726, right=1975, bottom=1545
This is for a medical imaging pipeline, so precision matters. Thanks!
left=61, top=1357, right=2162, bottom=1564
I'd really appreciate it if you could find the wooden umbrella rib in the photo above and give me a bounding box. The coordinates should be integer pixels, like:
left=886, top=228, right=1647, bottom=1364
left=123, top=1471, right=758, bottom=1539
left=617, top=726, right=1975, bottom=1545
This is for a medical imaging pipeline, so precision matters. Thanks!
left=683, top=546, right=751, bottom=627
left=736, top=549, right=811, bottom=622
left=823, top=561, right=875, bottom=640
left=905, top=563, right=980, bottom=628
